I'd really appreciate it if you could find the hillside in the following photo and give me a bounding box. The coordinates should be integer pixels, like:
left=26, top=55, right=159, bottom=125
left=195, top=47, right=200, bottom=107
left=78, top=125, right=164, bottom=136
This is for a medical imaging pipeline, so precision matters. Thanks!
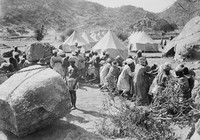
left=0, top=0, right=156, bottom=32
left=159, top=0, right=200, bottom=27
left=2, top=0, right=200, bottom=34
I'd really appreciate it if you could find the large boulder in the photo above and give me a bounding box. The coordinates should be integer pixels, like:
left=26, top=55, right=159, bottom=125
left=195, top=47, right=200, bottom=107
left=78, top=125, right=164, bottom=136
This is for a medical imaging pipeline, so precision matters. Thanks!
left=190, top=120, right=200, bottom=140
left=0, top=65, right=71, bottom=137
left=25, top=43, right=55, bottom=63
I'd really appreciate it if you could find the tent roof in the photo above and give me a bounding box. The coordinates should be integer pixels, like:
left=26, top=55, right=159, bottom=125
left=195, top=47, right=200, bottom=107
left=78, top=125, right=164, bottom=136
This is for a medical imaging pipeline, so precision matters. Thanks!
left=92, top=30, right=128, bottom=59
left=134, top=31, right=155, bottom=44
left=129, top=32, right=141, bottom=44
left=97, top=32, right=104, bottom=39
left=82, top=32, right=95, bottom=44
left=63, top=31, right=87, bottom=46
left=90, top=32, right=100, bottom=42
left=93, top=30, right=127, bottom=51
left=128, top=31, right=135, bottom=40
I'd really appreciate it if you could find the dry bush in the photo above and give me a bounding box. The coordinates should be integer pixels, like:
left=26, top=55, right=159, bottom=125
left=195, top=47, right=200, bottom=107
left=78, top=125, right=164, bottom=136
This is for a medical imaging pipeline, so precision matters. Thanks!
left=97, top=96, right=175, bottom=140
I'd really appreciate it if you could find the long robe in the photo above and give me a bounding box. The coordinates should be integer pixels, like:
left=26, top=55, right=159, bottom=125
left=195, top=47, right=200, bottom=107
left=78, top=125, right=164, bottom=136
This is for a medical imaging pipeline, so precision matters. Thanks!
left=117, top=65, right=134, bottom=92
left=134, top=64, right=151, bottom=106
left=100, top=63, right=111, bottom=85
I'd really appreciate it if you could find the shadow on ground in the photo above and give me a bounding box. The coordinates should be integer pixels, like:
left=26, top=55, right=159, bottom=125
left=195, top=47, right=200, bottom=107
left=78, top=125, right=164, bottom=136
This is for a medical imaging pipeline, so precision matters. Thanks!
left=0, top=120, right=103, bottom=140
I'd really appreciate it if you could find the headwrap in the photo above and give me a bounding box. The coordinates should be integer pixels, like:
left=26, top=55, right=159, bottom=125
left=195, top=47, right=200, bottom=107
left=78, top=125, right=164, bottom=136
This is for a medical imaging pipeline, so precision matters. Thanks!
left=126, top=58, right=134, bottom=65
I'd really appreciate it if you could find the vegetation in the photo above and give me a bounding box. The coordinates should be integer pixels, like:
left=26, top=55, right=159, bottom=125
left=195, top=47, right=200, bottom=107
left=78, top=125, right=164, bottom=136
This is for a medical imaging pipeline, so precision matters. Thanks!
left=98, top=78, right=200, bottom=139
left=1, top=0, right=200, bottom=35
left=152, top=19, right=178, bottom=33
left=98, top=97, right=175, bottom=140
left=34, top=25, right=45, bottom=41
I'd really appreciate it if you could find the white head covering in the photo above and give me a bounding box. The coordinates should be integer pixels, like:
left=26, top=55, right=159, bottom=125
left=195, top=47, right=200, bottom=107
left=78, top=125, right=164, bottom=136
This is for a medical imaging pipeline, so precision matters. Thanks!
left=53, top=49, right=58, bottom=54
left=126, top=58, right=134, bottom=65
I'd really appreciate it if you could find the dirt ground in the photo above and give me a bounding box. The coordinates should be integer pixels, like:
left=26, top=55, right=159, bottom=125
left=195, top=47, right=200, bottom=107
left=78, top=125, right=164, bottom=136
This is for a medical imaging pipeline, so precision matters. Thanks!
left=1, top=38, right=200, bottom=140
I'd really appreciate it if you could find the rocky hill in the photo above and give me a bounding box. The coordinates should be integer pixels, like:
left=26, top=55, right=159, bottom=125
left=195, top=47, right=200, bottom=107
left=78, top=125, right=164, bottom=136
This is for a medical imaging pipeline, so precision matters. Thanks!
left=159, top=0, right=200, bottom=27
left=1, top=0, right=200, bottom=33
left=0, top=0, right=157, bottom=32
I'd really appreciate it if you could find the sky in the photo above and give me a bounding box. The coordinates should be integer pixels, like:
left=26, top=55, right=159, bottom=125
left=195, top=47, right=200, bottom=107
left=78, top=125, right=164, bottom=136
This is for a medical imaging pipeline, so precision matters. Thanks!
left=87, top=0, right=177, bottom=13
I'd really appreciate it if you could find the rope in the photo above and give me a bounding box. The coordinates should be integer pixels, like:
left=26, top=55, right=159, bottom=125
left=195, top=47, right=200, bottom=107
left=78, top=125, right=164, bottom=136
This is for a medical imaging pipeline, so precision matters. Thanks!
left=0, top=65, right=50, bottom=76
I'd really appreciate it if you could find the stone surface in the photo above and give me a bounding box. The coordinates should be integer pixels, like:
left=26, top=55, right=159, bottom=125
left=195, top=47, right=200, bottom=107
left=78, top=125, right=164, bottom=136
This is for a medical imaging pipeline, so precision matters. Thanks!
left=0, top=65, right=71, bottom=137
left=190, top=120, right=200, bottom=140
left=25, top=43, right=55, bottom=62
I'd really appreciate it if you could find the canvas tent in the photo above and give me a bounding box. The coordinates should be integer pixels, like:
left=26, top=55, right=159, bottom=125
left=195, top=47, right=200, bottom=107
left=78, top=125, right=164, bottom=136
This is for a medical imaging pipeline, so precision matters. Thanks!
left=97, top=31, right=104, bottom=39
left=128, top=31, right=140, bottom=43
left=90, top=32, right=100, bottom=42
left=92, top=30, right=128, bottom=59
left=128, top=31, right=136, bottom=40
left=62, top=31, right=91, bottom=53
left=102, top=30, right=107, bottom=35
left=81, top=32, right=96, bottom=47
left=162, top=39, right=176, bottom=57
left=164, top=16, right=200, bottom=60
left=129, top=31, right=159, bottom=52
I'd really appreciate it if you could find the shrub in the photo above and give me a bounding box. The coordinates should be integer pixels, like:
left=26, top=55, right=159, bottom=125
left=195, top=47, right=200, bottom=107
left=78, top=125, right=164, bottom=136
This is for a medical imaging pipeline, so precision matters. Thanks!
left=34, top=25, right=46, bottom=41
left=98, top=97, right=175, bottom=140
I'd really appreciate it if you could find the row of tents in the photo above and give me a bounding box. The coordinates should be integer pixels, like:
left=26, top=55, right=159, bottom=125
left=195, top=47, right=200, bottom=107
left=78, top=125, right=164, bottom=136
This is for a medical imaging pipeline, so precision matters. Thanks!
left=60, top=30, right=160, bottom=59
left=61, top=30, right=128, bottom=59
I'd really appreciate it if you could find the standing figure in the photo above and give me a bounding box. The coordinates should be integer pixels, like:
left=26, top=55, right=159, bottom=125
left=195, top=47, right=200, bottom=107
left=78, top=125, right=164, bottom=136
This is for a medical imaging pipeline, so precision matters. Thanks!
left=77, top=50, right=86, bottom=80
left=62, top=56, right=70, bottom=79
left=117, top=59, right=135, bottom=96
left=134, top=57, right=151, bottom=106
left=134, top=50, right=143, bottom=64
left=101, top=61, right=120, bottom=93
left=175, top=65, right=189, bottom=102
left=152, top=62, right=172, bottom=98
left=67, top=61, right=79, bottom=110
left=50, top=50, right=64, bottom=78
left=100, top=58, right=112, bottom=88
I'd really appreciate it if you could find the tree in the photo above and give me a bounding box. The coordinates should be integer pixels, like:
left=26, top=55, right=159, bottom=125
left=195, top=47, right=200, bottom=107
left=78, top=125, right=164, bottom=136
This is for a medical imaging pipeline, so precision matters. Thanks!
left=34, top=25, right=45, bottom=41
left=116, top=32, right=128, bottom=41
left=153, top=19, right=177, bottom=33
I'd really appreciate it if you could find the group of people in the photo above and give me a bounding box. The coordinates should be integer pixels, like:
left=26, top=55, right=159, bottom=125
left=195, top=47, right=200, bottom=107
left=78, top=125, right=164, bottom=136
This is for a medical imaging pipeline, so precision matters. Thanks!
left=49, top=47, right=196, bottom=108
left=0, top=45, right=195, bottom=109
left=0, top=47, right=27, bottom=79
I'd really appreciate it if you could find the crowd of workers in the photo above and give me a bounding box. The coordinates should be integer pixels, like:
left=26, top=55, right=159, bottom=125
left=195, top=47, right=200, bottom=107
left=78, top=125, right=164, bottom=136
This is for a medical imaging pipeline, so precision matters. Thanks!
left=0, top=46, right=196, bottom=110
left=49, top=47, right=196, bottom=109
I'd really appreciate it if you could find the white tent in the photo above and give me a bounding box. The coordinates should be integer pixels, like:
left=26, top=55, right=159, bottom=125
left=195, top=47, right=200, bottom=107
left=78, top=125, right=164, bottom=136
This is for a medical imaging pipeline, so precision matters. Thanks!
left=128, top=31, right=141, bottom=44
left=62, top=31, right=91, bottom=53
left=97, top=31, right=104, bottom=39
left=93, top=30, right=128, bottom=59
left=128, top=31, right=135, bottom=40
left=129, top=31, right=159, bottom=52
left=82, top=32, right=96, bottom=47
left=90, top=32, right=100, bottom=42
left=102, top=30, right=107, bottom=35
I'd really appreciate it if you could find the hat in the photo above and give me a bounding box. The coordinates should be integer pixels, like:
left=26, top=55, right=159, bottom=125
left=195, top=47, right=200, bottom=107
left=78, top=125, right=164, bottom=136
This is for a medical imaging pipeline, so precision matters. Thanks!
left=163, top=62, right=172, bottom=71
left=137, top=50, right=142, bottom=54
left=175, top=65, right=184, bottom=72
left=52, top=49, right=58, bottom=54
left=126, top=58, right=134, bottom=65
left=138, top=57, right=147, bottom=66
